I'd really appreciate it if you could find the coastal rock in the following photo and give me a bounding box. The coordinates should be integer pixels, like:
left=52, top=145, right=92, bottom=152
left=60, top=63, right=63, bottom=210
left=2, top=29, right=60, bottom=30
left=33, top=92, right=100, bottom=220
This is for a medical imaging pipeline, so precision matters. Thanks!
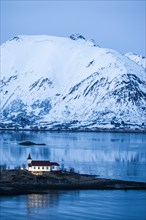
left=0, top=170, right=146, bottom=195
left=19, top=141, right=46, bottom=146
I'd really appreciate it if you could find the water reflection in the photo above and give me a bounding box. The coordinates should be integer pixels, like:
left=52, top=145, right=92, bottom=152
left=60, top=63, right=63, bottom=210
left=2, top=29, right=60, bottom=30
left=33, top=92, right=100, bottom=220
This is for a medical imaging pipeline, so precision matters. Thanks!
left=0, top=191, right=145, bottom=220
left=0, top=131, right=145, bottom=181
left=27, top=192, right=59, bottom=209
left=27, top=191, right=80, bottom=213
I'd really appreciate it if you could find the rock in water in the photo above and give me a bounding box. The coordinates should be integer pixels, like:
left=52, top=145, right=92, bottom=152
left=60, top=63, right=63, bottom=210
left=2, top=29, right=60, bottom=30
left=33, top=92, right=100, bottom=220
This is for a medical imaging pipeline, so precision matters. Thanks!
left=19, top=141, right=46, bottom=146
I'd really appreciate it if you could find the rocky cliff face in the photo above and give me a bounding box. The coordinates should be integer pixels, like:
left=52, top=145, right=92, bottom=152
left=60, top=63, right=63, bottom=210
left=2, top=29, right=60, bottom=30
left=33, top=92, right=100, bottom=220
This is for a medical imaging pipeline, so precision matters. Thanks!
left=0, top=34, right=146, bottom=131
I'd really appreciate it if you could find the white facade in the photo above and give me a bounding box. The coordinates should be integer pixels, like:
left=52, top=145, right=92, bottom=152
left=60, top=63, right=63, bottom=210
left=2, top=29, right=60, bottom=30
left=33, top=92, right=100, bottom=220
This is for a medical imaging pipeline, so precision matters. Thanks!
left=28, top=165, right=59, bottom=172
left=51, top=165, right=59, bottom=171
left=28, top=166, right=51, bottom=172
left=27, top=155, right=59, bottom=172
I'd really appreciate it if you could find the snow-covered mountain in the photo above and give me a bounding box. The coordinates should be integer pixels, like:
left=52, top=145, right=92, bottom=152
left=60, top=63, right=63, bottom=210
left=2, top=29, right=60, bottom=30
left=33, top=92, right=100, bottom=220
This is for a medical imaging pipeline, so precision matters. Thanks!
left=0, top=34, right=146, bottom=131
left=125, top=52, right=146, bottom=69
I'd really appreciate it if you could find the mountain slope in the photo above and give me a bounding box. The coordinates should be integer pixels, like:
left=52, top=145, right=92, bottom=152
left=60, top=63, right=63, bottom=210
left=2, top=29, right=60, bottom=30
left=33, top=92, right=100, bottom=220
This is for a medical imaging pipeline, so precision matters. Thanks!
left=0, top=35, right=146, bottom=131
left=125, top=52, right=146, bottom=69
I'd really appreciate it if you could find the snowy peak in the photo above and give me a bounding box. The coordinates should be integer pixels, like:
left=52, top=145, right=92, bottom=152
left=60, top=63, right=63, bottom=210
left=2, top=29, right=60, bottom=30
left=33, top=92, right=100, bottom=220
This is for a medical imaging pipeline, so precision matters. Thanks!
left=125, top=52, right=146, bottom=69
left=69, top=33, right=99, bottom=47
left=69, top=33, right=86, bottom=41
left=0, top=35, right=146, bottom=131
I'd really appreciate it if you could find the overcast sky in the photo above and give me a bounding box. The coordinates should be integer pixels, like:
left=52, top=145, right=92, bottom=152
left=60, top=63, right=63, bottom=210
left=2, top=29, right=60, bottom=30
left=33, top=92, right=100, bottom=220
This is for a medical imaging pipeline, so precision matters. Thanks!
left=1, top=0, right=145, bottom=55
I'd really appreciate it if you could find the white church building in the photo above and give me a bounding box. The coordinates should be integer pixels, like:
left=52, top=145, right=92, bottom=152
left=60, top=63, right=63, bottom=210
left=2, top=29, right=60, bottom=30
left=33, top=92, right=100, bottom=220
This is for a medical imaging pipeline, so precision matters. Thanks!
left=27, top=154, right=60, bottom=172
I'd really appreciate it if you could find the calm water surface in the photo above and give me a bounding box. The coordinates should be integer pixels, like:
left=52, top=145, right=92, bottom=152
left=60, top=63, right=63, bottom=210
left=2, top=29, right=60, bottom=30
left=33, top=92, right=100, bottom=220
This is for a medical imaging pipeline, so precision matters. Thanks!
left=0, top=190, right=146, bottom=220
left=0, top=131, right=146, bottom=220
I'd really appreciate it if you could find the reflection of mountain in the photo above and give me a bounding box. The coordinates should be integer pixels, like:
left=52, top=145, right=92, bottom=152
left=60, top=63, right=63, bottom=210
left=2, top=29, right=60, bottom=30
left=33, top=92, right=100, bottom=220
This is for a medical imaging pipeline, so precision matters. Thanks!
left=0, top=142, right=144, bottom=166
left=51, top=148, right=144, bottom=163
left=0, top=131, right=145, bottom=181
left=1, top=139, right=145, bottom=181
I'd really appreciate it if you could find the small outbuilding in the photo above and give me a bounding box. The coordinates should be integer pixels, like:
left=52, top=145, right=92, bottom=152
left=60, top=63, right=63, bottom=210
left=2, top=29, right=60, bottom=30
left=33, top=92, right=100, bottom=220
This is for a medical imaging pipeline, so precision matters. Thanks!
left=27, top=154, right=60, bottom=172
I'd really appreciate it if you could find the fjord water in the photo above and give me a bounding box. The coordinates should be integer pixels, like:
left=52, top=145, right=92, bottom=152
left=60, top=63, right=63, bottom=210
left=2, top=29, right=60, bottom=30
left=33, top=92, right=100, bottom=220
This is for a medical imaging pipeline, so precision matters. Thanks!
left=0, top=131, right=146, bottom=220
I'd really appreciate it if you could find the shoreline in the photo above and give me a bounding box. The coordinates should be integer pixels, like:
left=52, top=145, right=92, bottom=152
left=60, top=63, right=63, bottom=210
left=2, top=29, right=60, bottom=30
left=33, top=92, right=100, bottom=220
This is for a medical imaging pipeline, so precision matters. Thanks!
left=0, top=170, right=146, bottom=195
left=0, top=128, right=146, bottom=133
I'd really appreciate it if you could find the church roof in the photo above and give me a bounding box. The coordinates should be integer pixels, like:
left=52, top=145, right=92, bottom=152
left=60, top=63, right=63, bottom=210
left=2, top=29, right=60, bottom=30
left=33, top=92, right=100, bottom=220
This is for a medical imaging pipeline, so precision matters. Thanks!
left=27, top=153, right=32, bottom=160
left=29, top=160, right=59, bottom=167
left=31, top=160, right=51, bottom=166
left=51, top=162, right=60, bottom=166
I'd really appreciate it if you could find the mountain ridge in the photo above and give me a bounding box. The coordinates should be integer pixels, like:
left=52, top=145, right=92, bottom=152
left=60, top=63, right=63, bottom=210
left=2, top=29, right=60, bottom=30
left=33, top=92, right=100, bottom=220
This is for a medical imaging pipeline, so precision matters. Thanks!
left=0, top=35, right=146, bottom=131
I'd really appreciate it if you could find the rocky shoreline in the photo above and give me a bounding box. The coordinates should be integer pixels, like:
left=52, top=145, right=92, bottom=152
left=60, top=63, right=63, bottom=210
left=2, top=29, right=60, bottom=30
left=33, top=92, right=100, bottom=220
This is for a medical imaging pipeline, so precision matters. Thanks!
left=0, top=128, right=146, bottom=133
left=0, top=170, right=146, bottom=195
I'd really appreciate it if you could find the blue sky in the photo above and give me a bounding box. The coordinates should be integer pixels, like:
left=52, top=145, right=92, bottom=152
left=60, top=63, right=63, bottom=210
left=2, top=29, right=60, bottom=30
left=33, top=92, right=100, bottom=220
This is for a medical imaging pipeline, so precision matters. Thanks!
left=1, top=0, right=145, bottom=55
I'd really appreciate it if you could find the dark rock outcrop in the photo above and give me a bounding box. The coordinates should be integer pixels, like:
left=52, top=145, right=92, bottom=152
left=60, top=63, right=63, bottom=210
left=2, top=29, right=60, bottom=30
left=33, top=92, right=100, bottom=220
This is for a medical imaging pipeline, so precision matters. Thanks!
left=0, top=170, right=146, bottom=195
left=19, top=141, right=46, bottom=146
